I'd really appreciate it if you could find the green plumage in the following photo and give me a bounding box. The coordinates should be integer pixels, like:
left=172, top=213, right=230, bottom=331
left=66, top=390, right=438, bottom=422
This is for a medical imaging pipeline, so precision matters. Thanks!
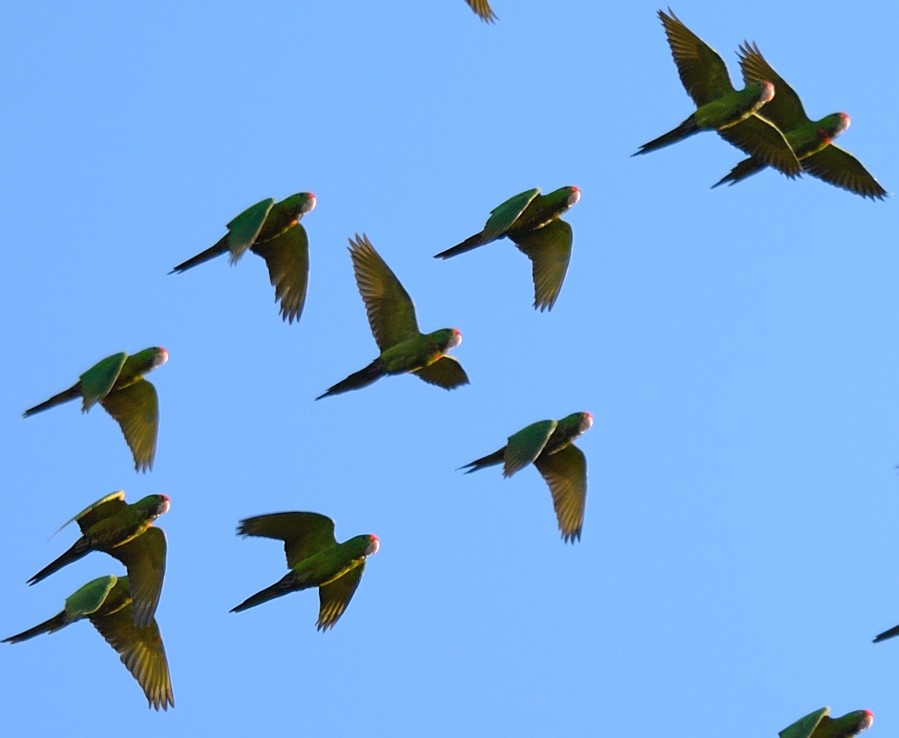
left=435, top=186, right=580, bottom=311
left=713, top=42, right=886, bottom=199
left=23, top=347, right=168, bottom=472
left=231, top=512, right=379, bottom=630
left=28, top=491, right=169, bottom=627
left=3, top=575, right=175, bottom=711
left=635, top=9, right=801, bottom=179
left=317, top=234, right=468, bottom=399
left=779, top=708, right=873, bottom=738
left=171, top=192, right=316, bottom=322
left=460, top=412, right=593, bottom=542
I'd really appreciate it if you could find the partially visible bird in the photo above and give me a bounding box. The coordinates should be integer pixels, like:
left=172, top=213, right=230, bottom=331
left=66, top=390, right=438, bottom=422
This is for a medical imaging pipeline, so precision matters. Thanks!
left=460, top=412, right=593, bottom=542
left=28, top=490, right=169, bottom=627
left=434, top=186, right=580, bottom=311
left=634, top=9, right=801, bottom=180
left=779, top=707, right=873, bottom=738
left=231, top=512, right=379, bottom=630
left=3, top=574, right=175, bottom=711
left=465, top=0, right=497, bottom=23
left=713, top=42, right=887, bottom=199
left=23, top=347, right=168, bottom=472
left=317, top=234, right=468, bottom=399
left=171, top=192, right=317, bottom=322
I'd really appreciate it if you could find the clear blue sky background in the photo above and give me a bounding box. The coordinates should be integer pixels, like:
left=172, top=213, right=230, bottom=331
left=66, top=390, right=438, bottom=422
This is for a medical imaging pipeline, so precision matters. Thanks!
left=1, top=2, right=896, bottom=735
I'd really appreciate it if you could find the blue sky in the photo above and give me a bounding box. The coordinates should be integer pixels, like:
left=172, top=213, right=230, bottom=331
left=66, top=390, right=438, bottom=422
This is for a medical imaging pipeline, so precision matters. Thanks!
left=1, top=2, right=897, bottom=735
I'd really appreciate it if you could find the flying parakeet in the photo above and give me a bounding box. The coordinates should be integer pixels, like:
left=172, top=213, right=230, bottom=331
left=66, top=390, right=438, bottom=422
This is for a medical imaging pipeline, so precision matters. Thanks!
left=434, top=186, right=580, bottom=312
left=317, top=234, right=468, bottom=399
left=713, top=42, right=887, bottom=199
left=23, top=347, right=168, bottom=472
left=779, top=707, right=873, bottom=738
left=3, top=574, right=175, bottom=711
left=465, top=0, right=497, bottom=23
left=171, top=192, right=316, bottom=323
left=634, top=9, right=801, bottom=180
left=231, top=512, right=379, bottom=630
left=460, top=412, right=593, bottom=542
left=28, top=491, right=169, bottom=628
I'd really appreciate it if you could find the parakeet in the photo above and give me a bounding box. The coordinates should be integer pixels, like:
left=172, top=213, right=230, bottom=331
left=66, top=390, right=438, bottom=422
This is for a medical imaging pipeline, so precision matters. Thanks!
left=634, top=9, right=801, bottom=180
left=713, top=42, right=887, bottom=199
left=465, top=0, right=497, bottom=23
left=28, top=491, right=169, bottom=628
left=23, top=347, right=168, bottom=472
left=460, top=412, right=593, bottom=542
left=434, top=186, right=580, bottom=311
left=3, top=574, right=174, bottom=711
left=317, top=234, right=468, bottom=399
left=779, top=707, right=873, bottom=738
left=171, top=192, right=316, bottom=323
left=231, top=512, right=379, bottom=630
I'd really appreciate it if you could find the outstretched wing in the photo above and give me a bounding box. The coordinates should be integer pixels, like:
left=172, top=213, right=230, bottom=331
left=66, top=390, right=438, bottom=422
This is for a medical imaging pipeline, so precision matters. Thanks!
left=225, top=197, right=275, bottom=264
left=100, top=379, right=159, bottom=472
left=737, top=41, right=808, bottom=129
left=510, top=219, right=573, bottom=311
left=413, top=356, right=469, bottom=390
left=717, top=116, right=801, bottom=178
left=802, top=145, right=887, bottom=200
left=658, top=9, right=734, bottom=106
left=317, top=564, right=365, bottom=631
left=80, top=352, right=128, bottom=411
left=238, top=512, right=337, bottom=569
left=503, top=420, right=556, bottom=477
left=251, top=223, right=310, bottom=323
left=349, top=234, right=420, bottom=350
left=534, top=444, right=587, bottom=543
left=111, top=528, right=167, bottom=628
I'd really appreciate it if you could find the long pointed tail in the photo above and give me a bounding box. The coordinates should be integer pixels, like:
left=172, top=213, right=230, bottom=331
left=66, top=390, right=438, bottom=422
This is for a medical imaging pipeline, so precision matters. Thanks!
left=316, top=359, right=384, bottom=400
left=460, top=448, right=505, bottom=473
left=230, top=575, right=299, bottom=613
left=23, top=384, right=81, bottom=418
left=2, top=611, right=68, bottom=643
left=633, top=116, right=699, bottom=156
left=711, top=157, right=766, bottom=188
left=874, top=623, right=899, bottom=643
left=28, top=543, right=89, bottom=586
left=169, top=235, right=229, bottom=274
left=434, top=232, right=485, bottom=260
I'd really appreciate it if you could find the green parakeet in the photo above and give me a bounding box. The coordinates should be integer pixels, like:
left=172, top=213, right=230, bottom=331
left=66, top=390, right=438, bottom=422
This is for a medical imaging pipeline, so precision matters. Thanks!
left=171, top=192, right=316, bottom=323
left=28, top=491, right=169, bottom=628
left=713, top=42, right=887, bottom=199
left=317, top=234, right=468, bottom=399
left=779, top=707, right=873, bottom=738
left=465, top=0, right=497, bottom=23
left=434, top=186, right=580, bottom=312
left=634, top=9, right=801, bottom=180
left=3, top=574, right=174, bottom=711
left=460, top=411, right=593, bottom=542
left=231, top=512, right=379, bottom=630
left=23, top=347, right=168, bottom=472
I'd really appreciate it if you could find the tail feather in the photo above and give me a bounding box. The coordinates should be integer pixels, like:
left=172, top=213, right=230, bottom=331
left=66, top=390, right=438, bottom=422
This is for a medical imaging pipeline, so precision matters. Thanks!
left=874, top=623, right=899, bottom=643
left=460, top=448, right=506, bottom=473
left=434, top=232, right=485, bottom=259
left=28, top=542, right=90, bottom=586
left=23, top=384, right=81, bottom=418
left=3, top=611, right=68, bottom=643
left=711, top=156, right=767, bottom=188
left=633, top=116, right=699, bottom=156
left=170, top=235, right=229, bottom=274
left=316, top=359, right=384, bottom=400
left=230, top=575, right=300, bottom=613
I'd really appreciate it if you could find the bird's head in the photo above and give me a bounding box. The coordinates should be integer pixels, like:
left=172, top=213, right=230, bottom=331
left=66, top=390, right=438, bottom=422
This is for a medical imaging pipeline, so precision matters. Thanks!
left=565, top=186, right=581, bottom=209
left=857, top=710, right=874, bottom=732
left=435, top=328, right=462, bottom=351
left=818, top=113, right=851, bottom=143
left=150, top=347, right=169, bottom=370
left=365, top=535, right=380, bottom=556
left=577, top=412, right=594, bottom=434
left=758, top=80, right=776, bottom=105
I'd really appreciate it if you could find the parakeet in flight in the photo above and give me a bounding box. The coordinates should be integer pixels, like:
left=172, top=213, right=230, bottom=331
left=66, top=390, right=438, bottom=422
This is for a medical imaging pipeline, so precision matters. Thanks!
left=434, top=186, right=580, bottom=312
left=317, top=233, right=468, bottom=399
left=634, top=9, right=801, bottom=180
left=713, top=42, right=887, bottom=199
left=779, top=707, right=873, bottom=738
left=171, top=192, right=317, bottom=323
left=28, top=491, right=169, bottom=628
left=459, top=411, right=593, bottom=542
left=23, top=347, right=168, bottom=472
left=231, top=512, right=379, bottom=630
left=3, top=574, right=175, bottom=711
left=465, top=0, right=497, bottom=23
